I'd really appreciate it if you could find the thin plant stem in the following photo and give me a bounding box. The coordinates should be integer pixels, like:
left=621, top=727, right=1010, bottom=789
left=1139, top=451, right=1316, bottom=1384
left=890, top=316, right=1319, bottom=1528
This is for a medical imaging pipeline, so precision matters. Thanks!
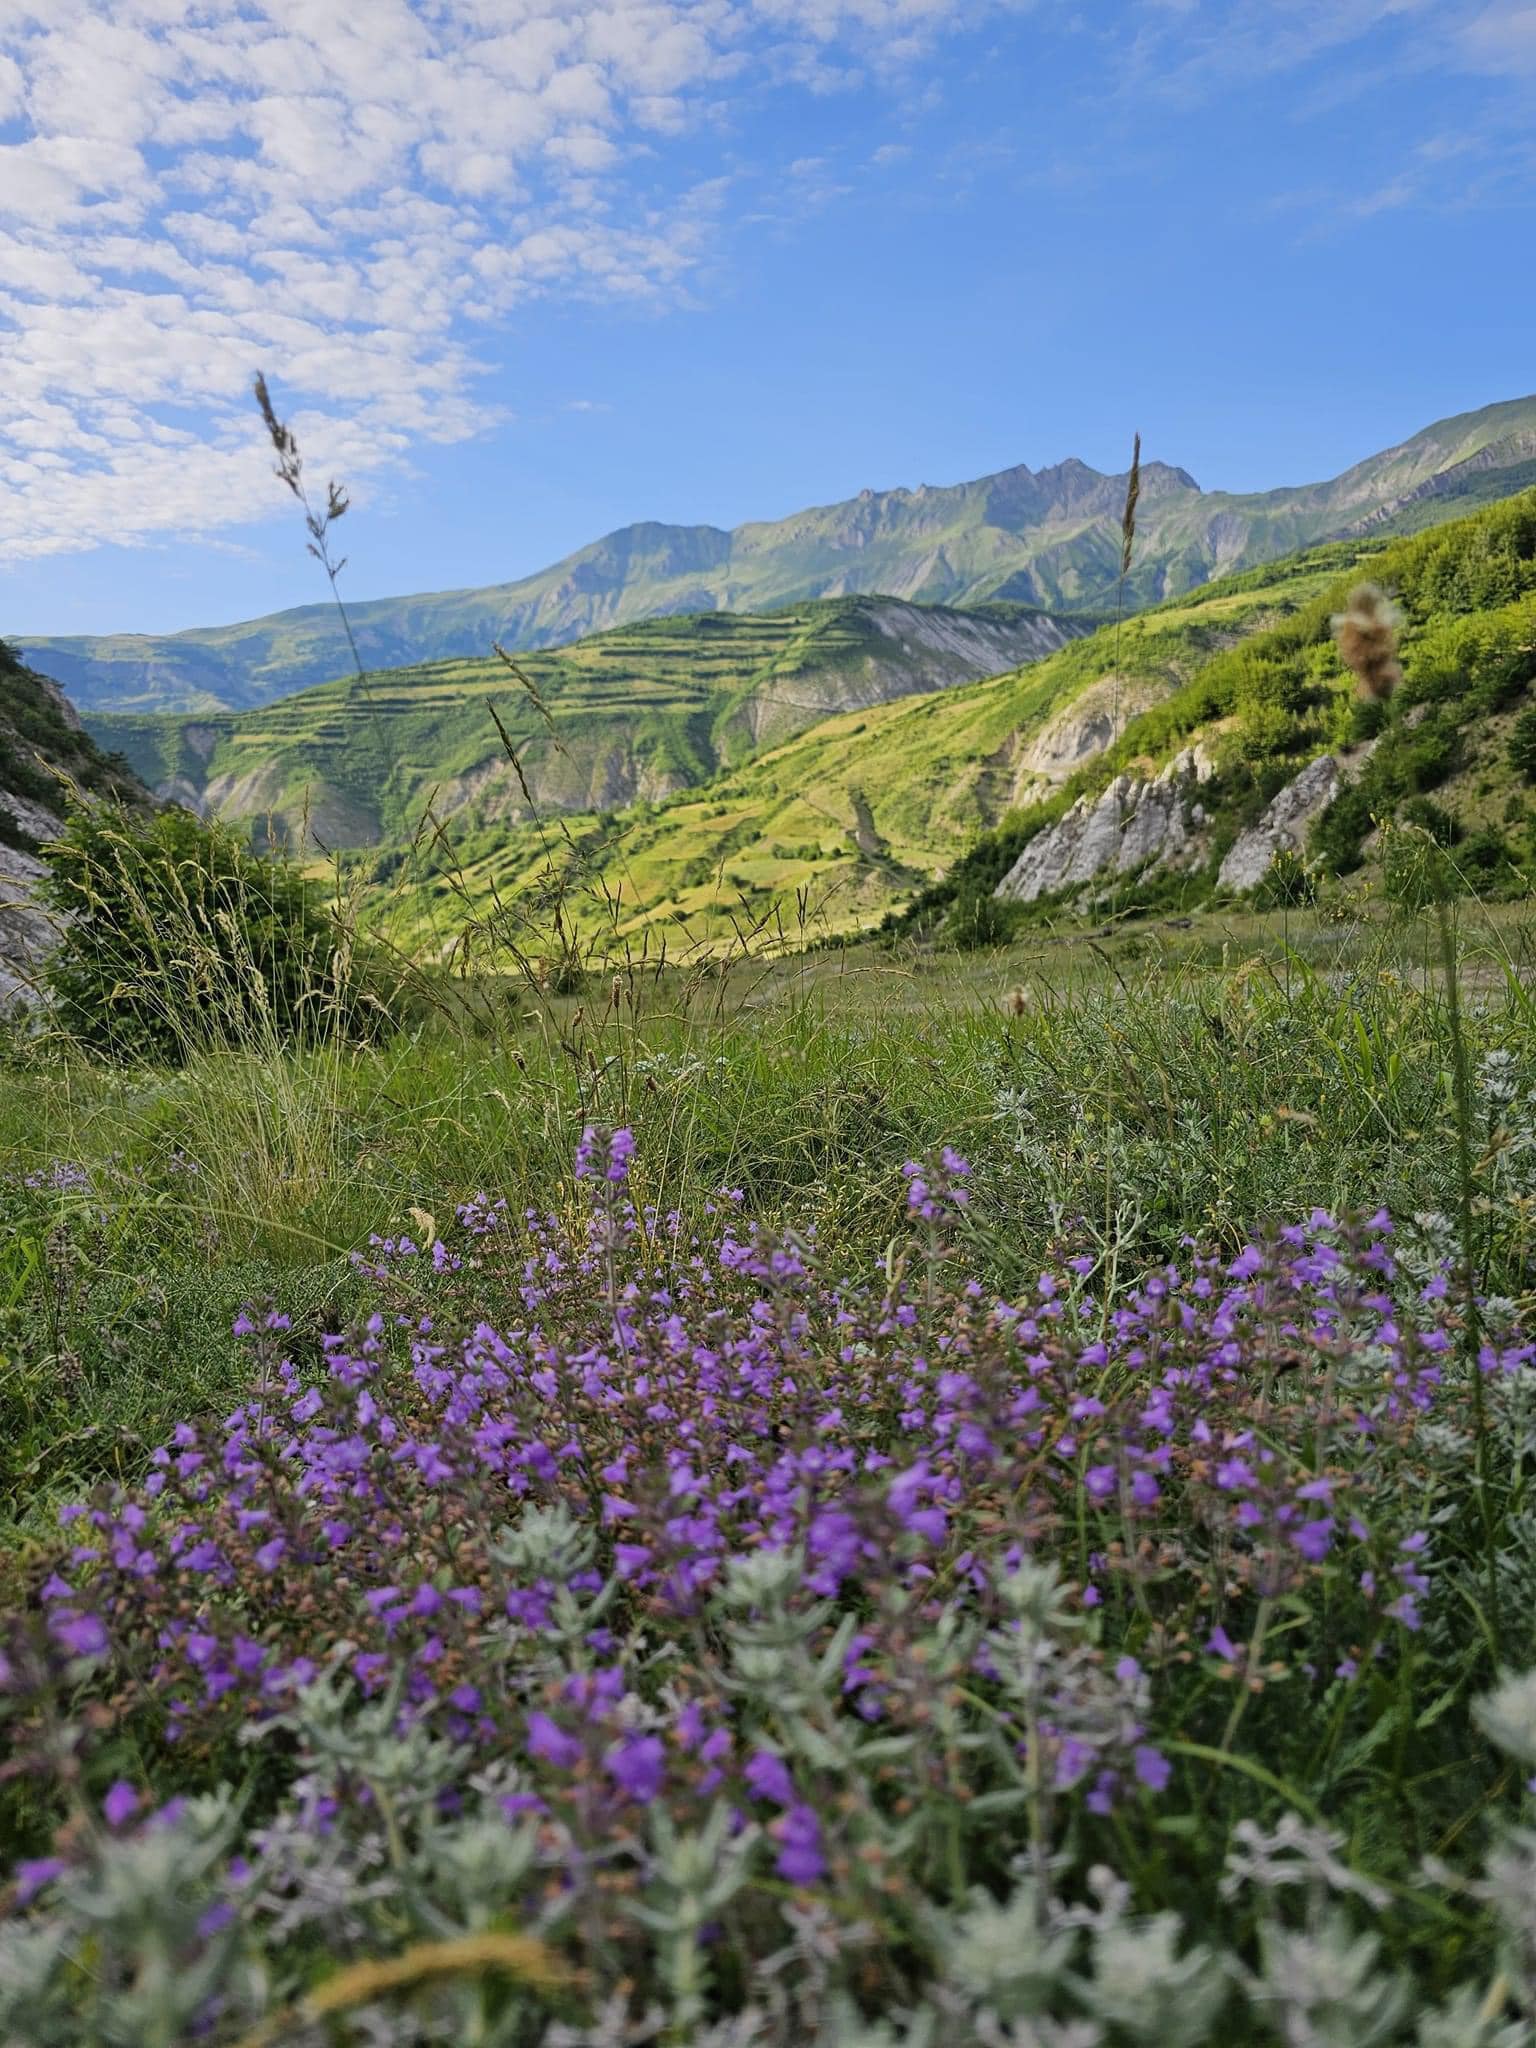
left=1436, top=892, right=1503, bottom=1661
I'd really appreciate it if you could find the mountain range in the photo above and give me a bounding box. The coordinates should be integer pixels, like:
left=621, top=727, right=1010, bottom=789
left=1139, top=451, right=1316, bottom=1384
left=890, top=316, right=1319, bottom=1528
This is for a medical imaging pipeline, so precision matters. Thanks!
left=21, top=394, right=1536, bottom=716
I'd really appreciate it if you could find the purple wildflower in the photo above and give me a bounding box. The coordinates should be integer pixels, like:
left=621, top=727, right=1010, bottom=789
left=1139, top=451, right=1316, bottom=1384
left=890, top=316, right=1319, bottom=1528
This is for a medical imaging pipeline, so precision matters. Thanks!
left=744, top=1749, right=795, bottom=1806
left=1133, top=1746, right=1171, bottom=1793
left=103, top=1781, right=140, bottom=1829
left=50, top=1611, right=107, bottom=1659
left=527, top=1713, right=583, bottom=1770
left=773, top=1803, right=826, bottom=1885
left=606, top=1734, right=666, bottom=1804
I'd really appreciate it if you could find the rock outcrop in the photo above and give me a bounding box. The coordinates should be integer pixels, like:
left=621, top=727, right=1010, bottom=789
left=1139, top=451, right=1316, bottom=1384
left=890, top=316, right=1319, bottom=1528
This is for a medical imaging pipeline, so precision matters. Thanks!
left=994, top=745, right=1216, bottom=903
left=0, top=838, right=56, bottom=1008
left=1010, top=674, right=1170, bottom=798
left=0, top=643, right=149, bottom=1007
left=1216, top=749, right=1371, bottom=894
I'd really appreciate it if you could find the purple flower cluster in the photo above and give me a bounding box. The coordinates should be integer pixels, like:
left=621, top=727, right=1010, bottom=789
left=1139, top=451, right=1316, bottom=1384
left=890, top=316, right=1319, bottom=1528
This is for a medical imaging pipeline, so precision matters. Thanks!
left=3, top=1146, right=1513, bottom=1963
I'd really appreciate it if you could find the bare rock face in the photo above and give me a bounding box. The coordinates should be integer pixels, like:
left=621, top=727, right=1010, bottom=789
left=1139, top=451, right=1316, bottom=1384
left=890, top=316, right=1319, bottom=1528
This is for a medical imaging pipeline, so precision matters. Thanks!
left=0, top=642, right=150, bottom=1009
left=0, top=832, right=59, bottom=1010
left=1013, top=674, right=1169, bottom=797
left=1217, top=753, right=1354, bottom=894
left=994, top=745, right=1215, bottom=903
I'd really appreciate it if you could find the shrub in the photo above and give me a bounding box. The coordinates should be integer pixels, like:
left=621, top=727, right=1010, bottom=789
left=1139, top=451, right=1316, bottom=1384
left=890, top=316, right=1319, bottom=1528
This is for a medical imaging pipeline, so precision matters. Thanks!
left=1457, top=826, right=1523, bottom=896
left=1253, top=846, right=1317, bottom=909
left=1399, top=796, right=1461, bottom=846
left=1346, top=694, right=1391, bottom=747
left=1308, top=785, right=1375, bottom=875
left=945, top=882, right=1022, bottom=950
left=41, top=800, right=390, bottom=1063
left=1510, top=707, right=1536, bottom=784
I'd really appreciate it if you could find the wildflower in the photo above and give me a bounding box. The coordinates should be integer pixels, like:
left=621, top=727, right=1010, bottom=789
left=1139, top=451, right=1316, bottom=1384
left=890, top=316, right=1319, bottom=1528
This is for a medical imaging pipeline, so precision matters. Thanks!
left=1134, top=1746, right=1172, bottom=1793
left=744, top=1749, right=795, bottom=1806
left=102, top=1781, right=140, bottom=1829
left=607, top=1734, right=666, bottom=1804
left=1293, top=1518, right=1334, bottom=1563
left=773, top=1802, right=826, bottom=1885
left=15, top=1858, right=65, bottom=1904
left=527, top=1713, right=583, bottom=1770
left=50, top=1611, right=107, bottom=1658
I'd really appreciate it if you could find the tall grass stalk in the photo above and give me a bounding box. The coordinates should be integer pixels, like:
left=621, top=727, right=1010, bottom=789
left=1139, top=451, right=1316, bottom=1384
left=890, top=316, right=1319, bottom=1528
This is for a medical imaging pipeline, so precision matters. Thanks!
left=1104, top=434, right=1141, bottom=1248
left=1332, top=584, right=1504, bottom=1661
left=1436, top=886, right=1502, bottom=1656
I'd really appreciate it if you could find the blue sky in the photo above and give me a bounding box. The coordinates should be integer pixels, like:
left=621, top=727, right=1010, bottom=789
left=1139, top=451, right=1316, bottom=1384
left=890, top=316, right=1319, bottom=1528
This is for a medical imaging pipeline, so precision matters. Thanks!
left=3, top=0, right=1534, bottom=637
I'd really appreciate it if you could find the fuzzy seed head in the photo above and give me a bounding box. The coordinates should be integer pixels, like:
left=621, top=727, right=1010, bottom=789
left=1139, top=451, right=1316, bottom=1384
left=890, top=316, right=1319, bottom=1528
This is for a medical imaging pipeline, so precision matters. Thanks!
left=1332, top=583, right=1403, bottom=702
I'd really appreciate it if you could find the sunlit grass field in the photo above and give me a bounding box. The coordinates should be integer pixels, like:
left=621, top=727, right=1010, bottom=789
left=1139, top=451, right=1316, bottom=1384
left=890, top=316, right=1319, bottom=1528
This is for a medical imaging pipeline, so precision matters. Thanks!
left=7, top=896, right=1536, bottom=1536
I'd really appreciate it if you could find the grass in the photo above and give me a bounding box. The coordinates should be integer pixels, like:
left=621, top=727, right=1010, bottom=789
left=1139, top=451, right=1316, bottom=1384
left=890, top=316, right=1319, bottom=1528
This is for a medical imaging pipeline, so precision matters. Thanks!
left=8, top=887, right=1536, bottom=2041
left=6, top=894, right=1536, bottom=1540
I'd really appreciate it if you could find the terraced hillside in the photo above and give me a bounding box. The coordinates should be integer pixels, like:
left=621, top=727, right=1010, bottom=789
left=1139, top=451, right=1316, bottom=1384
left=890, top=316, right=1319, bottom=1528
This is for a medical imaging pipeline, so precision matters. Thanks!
left=27, top=393, right=1536, bottom=712
left=380, top=490, right=1536, bottom=959
left=377, top=539, right=1371, bottom=958
left=86, top=598, right=1089, bottom=851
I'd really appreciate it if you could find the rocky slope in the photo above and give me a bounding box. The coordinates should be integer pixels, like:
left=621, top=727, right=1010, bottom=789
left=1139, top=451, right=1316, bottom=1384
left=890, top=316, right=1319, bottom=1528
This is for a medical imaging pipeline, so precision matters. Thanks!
left=22, top=395, right=1536, bottom=714
left=991, top=744, right=1376, bottom=904
left=938, top=488, right=1536, bottom=922
left=994, top=747, right=1218, bottom=903
left=0, top=642, right=148, bottom=1005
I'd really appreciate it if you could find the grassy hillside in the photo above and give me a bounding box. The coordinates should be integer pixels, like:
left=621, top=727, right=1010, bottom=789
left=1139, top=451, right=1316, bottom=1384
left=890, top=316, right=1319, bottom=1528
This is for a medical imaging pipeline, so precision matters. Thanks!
left=83, top=597, right=1090, bottom=851
left=0, top=639, right=151, bottom=1006
left=0, top=640, right=143, bottom=846
left=371, top=489, right=1536, bottom=963
left=25, top=394, right=1536, bottom=711
left=373, top=539, right=1371, bottom=960
left=917, top=487, right=1536, bottom=932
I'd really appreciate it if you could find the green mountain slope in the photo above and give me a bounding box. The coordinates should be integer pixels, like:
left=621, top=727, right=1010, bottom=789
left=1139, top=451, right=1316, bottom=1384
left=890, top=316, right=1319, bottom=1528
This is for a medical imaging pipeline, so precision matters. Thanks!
left=25, top=395, right=1536, bottom=713
left=924, top=487, right=1536, bottom=930
left=376, top=488, right=1536, bottom=958
left=84, top=598, right=1091, bottom=851
left=372, top=539, right=1373, bottom=956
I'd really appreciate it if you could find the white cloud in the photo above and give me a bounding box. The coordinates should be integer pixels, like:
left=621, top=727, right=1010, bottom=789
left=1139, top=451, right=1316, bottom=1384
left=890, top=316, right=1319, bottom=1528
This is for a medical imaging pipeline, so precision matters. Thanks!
left=1124, top=0, right=1438, bottom=102
left=1463, top=1, right=1536, bottom=69
left=0, top=0, right=1008, bottom=560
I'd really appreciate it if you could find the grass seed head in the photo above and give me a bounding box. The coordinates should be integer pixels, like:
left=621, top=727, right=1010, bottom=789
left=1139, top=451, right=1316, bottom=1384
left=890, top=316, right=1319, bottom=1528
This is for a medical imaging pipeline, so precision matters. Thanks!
left=1120, top=432, right=1142, bottom=580
left=1332, top=582, right=1403, bottom=702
